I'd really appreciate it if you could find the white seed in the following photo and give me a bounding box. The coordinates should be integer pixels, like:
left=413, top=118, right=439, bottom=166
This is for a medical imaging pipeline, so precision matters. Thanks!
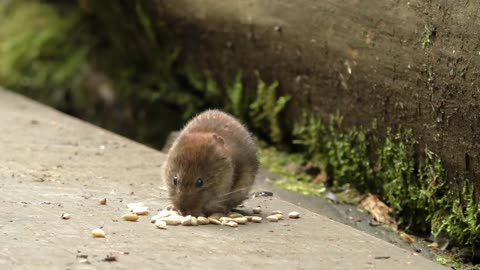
left=132, top=206, right=149, bottom=216
left=273, top=214, right=284, bottom=220
left=208, top=213, right=223, bottom=220
left=181, top=215, right=193, bottom=226
left=191, top=216, right=198, bottom=226
left=92, top=228, right=105, bottom=238
left=234, top=217, right=248, bottom=224
left=160, top=215, right=182, bottom=225
left=219, top=217, right=234, bottom=222
left=127, top=202, right=144, bottom=211
left=288, top=211, right=300, bottom=219
left=197, top=216, right=210, bottom=225
left=253, top=207, right=262, bottom=214
left=267, top=215, right=279, bottom=222
left=157, top=209, right=173, bottom=218
left=155, top=220, right=167, bottom=229
left=99, top=198, right=107, bottom=205
left=251, top=216, right=263, bottom=223
left=271, top=210, right=283, bottom=215
left=208, top=217, right=221, bottom=225
left=229, top=212, right=244, bottom=218
left=151, top=215, right=161, bottom=223
left=61, top=213, right=70, bottom=220
left=225, top=221, right=238, bottom=227
left=151, top=214, right=162, bottom=222
left=122, top=213, right=139, bottom=222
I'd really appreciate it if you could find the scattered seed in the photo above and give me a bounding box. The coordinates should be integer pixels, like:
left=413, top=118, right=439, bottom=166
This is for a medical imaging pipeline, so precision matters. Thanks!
left=132, top=207, right=149, bottom=216
left=245, top=216, right=254, bottom=221
left=151, top=215, right=161, bottom=223
left=191, top=216, right=198, bottom=226
left=160, top=215, right=182, bottom=225
left=155, top=220, right=167, bottom=229
left=181, top=215, right=193, bottom=226
left=273, top=214, right=284, bottom=220
left=122, top=213, right=139, bottom=222
left=127, top=202, right=144, bottom=211
left=225, top=221, right=238, bottom=227
left=208, top=213, right=223, bottom=220
left=219, top=217, right=234, bottom=222
left=157, top=209, right=173, bottom=218
left=92, top=228, right=105, bottom=238
left=288, top=211, right=300, bottom=219
left=271, top=210, right=283, bottom=215
left=197, top=216, right=210, bottom=225
left=99, top=198, right=107, bottom=205
left=266, top=215, right=279, bottom=222
left=229, top=212, right=244, bottom=218
left=253, top=207, right=262, bottom=214
left=233, top=217, right=248, bottom=224
left=251, top=216, right=262, bottom=223
left=208, top=217, right=221, bottom=225
left=61, top=213, right=71, bottom=220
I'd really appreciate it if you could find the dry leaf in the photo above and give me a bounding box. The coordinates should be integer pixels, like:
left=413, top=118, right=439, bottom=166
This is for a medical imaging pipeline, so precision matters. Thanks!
left=359, top=193, right=397, bottom=230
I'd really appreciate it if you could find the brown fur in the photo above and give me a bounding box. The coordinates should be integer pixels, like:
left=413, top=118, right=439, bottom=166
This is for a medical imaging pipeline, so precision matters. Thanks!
left=162, top=109, right=258, bottom=216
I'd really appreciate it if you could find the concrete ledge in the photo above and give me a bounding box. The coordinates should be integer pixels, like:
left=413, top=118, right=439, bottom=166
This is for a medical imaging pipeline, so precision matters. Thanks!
left=0, top=89, right=446, bottom=269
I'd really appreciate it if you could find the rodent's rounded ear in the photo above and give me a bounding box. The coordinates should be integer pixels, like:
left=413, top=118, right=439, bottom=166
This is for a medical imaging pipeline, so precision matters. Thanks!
left=211, top=133, right=225, bottom=147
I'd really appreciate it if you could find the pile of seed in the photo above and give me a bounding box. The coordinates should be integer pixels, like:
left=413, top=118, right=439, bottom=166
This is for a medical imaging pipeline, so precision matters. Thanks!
left=150, top=207, right=301, bottom=230
left=91, top=202, right=302, bottom=238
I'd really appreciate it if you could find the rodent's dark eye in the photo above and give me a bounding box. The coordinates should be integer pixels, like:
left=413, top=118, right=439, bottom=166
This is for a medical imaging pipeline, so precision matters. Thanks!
left=195, top=178, right=204, bottom=188
left=173, top=176, right=178, bottom=186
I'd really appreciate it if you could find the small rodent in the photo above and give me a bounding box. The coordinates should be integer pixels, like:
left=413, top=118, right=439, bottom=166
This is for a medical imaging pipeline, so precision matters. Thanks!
left=163, top=109, right=258, bottom=216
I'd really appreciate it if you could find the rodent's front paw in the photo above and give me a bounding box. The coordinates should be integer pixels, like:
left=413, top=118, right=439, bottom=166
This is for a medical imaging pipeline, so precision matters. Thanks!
left=164, top=204, right=179, bottom=212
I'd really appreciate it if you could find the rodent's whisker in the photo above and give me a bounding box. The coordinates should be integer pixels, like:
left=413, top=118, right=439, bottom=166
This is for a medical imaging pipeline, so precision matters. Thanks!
left=146, top=194, right=172, bottom=200
left=217, top=186, right=250, bottom=197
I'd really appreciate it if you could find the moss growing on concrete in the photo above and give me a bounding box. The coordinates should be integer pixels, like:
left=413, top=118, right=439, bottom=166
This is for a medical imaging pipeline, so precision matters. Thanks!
left=421, top=23, right=436, bottom=49
left=290, top=112, right=480, bottom=260
left=293, top=112, right=372, bottom=191
left=259, top=146, right=327, bottom=197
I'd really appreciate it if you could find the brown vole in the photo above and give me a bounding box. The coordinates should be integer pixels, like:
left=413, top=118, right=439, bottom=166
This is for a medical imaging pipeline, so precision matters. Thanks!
left=163, top=109, right=258, bottom=216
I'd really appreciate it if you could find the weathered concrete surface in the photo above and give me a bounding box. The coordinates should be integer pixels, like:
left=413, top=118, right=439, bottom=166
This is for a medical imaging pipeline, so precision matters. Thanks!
left=0, top=89, right=446, bottom=269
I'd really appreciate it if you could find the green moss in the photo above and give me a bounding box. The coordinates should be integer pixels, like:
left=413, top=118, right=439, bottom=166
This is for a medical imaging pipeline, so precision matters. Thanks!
left=249, top=72, right=291, bottom=144
left=421, top=23, right=435, bottom=49
left=376, top=128, right=430, bottom=231
left=225, top=71, right=246, bottom=120
left=293, top=112, right=372, bottom=191
left=291, top=112, right=480, bottom=260
left=435, top=254, right=463, bottom=270
left=224, top=71, right=291, bottom=144
left=0, top=0, right=90, bottom=111
left=259, top=146, right=327, bottom=197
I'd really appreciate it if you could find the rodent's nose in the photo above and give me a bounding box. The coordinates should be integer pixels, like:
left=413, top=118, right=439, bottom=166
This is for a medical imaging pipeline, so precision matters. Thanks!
left=175, top=202, right=190, bottom=216
left=175, top=200, right=200, bottom=216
